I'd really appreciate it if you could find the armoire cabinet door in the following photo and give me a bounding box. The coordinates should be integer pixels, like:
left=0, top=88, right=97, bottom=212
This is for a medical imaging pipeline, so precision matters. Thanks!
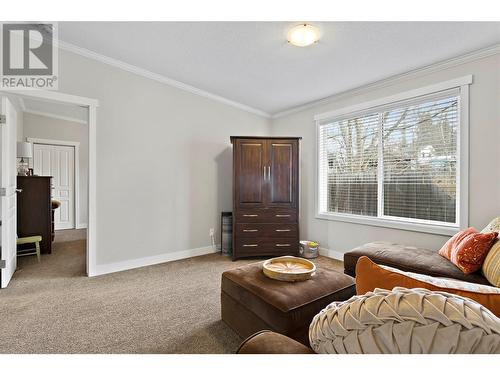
left=233, top=139, right=267, bottom=208
left=267, top=139, right=298, bottom=208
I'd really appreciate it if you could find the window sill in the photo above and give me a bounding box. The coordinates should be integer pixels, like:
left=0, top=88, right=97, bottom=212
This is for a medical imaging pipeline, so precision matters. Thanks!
left=315, top=212, right=459, bottom=236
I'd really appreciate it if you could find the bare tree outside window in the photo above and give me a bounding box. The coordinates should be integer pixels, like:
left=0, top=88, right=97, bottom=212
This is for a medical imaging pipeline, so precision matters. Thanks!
left=325, top=113, right=379, bottom=216
left=319, top=94, right=458, bottom=225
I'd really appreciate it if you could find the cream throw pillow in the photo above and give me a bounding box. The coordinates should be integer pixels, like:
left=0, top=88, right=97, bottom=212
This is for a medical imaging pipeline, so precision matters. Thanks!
left=483, top=240, right=500, bottom=287
left=481, top=216, right=500, bottom=234
left=309, top=287, right=500, bottom=354
left=481, top=216, right=500, bottom=287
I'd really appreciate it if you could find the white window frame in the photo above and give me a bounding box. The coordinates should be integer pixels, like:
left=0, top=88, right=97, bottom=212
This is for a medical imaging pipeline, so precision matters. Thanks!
left=315, top=75, right=472, bottom=236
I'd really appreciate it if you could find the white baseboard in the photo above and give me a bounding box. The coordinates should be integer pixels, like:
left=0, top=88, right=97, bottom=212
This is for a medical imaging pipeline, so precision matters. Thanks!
left=319, top=247, right=344, bottom=261
left=76, top=223, right=88, bottom=229
left=94, top=245, right=218, bottom=276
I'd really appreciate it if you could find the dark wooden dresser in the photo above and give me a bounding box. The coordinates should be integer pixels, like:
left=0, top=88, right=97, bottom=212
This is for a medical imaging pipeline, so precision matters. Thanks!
left=231, top=136, right=301, bottom=260
left=17, top=176, right=53, bottom=254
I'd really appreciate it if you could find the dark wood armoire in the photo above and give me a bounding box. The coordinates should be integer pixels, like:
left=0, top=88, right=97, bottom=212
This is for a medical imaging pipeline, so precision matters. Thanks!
left=17, top=176, right=53, bottom=254
left=231, top=136, right=301, bottom=260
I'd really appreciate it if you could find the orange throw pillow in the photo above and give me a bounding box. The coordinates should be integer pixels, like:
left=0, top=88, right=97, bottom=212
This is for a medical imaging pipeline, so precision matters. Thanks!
left=439, top=227, right=476, bottom=259
left=439, top=227, right=498, bottom=274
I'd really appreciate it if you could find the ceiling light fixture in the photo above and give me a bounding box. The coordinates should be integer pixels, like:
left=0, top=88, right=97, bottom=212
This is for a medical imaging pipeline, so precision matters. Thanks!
left=287, top=24, right=320, bottom=47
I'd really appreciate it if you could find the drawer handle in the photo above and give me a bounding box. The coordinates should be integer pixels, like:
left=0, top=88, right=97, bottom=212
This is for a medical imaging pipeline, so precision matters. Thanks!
left=275, top=229, right=291, bottom=232
left=276, top=244, right=291, bottom=247
left=275, top=214, right=291, bottom=217
left=243, top=244, right=258, bottom=247
left=243, top=214, right=258, bottom=217
left=243, top=229, right=258, bottom=232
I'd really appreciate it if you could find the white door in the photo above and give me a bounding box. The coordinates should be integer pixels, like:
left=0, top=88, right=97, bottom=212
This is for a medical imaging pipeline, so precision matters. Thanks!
left=33, top=144, right=75, bottom=230
left=0, top=97, right=18, bottom=288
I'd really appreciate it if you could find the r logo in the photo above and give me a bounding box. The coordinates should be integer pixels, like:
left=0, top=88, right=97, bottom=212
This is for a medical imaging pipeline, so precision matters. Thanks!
left=2, top=23, right=54, bottom=76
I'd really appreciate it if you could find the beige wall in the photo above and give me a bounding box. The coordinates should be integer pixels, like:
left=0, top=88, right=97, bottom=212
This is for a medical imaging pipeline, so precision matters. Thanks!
left=57, top=49, right=270, bottom=266
left=22, top=112, right=89, bottom=226
left=271, top=54, right=500, bottom=255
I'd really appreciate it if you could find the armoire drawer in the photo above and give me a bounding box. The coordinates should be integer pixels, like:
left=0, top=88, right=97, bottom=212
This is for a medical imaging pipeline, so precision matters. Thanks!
left=235, top=223, right=298, bottom=238
left=234, top=238, right=299, bottom=254
left=235, top=209, right=297, bottom=223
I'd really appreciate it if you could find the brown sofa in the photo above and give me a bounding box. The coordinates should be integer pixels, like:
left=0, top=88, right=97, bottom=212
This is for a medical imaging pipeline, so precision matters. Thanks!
left=237, top=241, right=497, bottom=354
left=343, top=241, right=491, bottom=285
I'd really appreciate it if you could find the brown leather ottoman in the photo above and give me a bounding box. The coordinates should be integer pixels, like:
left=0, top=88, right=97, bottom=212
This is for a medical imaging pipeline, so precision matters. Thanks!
left=221, top=261, right=355, bottom=346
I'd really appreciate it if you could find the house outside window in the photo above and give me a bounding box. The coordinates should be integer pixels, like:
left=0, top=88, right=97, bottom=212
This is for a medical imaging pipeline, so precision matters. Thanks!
left=315, top=76, right=472, bottom=235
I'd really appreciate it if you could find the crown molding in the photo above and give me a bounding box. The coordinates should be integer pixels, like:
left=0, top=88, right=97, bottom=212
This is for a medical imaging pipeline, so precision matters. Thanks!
left=23, top=109, right=87, bottom=124
left=18, top=96, right=86, bottom=125
left=272, top=43, right=500, bottom=119
left=58, top=41, right=271, bottom=119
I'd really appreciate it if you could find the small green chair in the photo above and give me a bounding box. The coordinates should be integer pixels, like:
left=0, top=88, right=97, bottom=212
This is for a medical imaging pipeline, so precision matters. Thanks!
left=17, top=236, right=42, bottom=262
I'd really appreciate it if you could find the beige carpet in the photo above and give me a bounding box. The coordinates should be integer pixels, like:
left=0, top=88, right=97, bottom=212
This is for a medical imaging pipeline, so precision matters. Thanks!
left=54, top=228, right=87, bottom=243
left=0, top=240, right=343, bottom=353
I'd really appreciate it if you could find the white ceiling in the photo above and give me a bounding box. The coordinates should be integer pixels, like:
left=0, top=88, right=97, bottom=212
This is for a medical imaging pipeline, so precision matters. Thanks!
left=59, top=22, right=500, bottom=116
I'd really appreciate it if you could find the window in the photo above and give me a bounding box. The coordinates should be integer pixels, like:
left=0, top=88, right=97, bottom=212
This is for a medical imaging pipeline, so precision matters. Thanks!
left=316, top=77, right=471, bottom=235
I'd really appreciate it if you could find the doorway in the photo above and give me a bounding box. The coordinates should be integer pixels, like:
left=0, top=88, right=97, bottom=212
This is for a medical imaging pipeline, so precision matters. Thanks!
left=0, top=90, right=98, bottom=287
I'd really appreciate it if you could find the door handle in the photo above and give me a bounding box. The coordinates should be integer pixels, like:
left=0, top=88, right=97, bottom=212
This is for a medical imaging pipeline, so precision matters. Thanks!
left=263, top=166, right=271, bottom=180
left=275, top=229, right=291, bottom=232
left=243, top=244, right=258, bottom=247
left=15, top=189, right=22, bottom=193
left=275, top=214, right=291, bottom=217
left=243, top=229, right=258, bottom=232
left=275, top=244, right=291, bottom=247
left=243, top=214, right=258, bottom=217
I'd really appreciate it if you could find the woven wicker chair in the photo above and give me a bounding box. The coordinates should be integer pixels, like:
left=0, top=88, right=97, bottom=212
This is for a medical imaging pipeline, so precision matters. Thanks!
left=238, top=287, right=500, bottom=354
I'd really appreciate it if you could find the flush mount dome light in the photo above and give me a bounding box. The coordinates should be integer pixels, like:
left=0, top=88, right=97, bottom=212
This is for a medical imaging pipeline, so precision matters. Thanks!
left=287, top=24, right=320, bottom=47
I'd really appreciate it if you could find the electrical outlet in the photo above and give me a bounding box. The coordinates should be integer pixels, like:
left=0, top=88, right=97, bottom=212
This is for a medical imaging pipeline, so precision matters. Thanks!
left=209, top=228, right=215, bottom=237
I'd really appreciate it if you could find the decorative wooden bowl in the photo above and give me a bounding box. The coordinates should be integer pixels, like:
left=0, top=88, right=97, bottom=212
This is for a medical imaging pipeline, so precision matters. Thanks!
left=262, top=256, right=316, bottom=282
